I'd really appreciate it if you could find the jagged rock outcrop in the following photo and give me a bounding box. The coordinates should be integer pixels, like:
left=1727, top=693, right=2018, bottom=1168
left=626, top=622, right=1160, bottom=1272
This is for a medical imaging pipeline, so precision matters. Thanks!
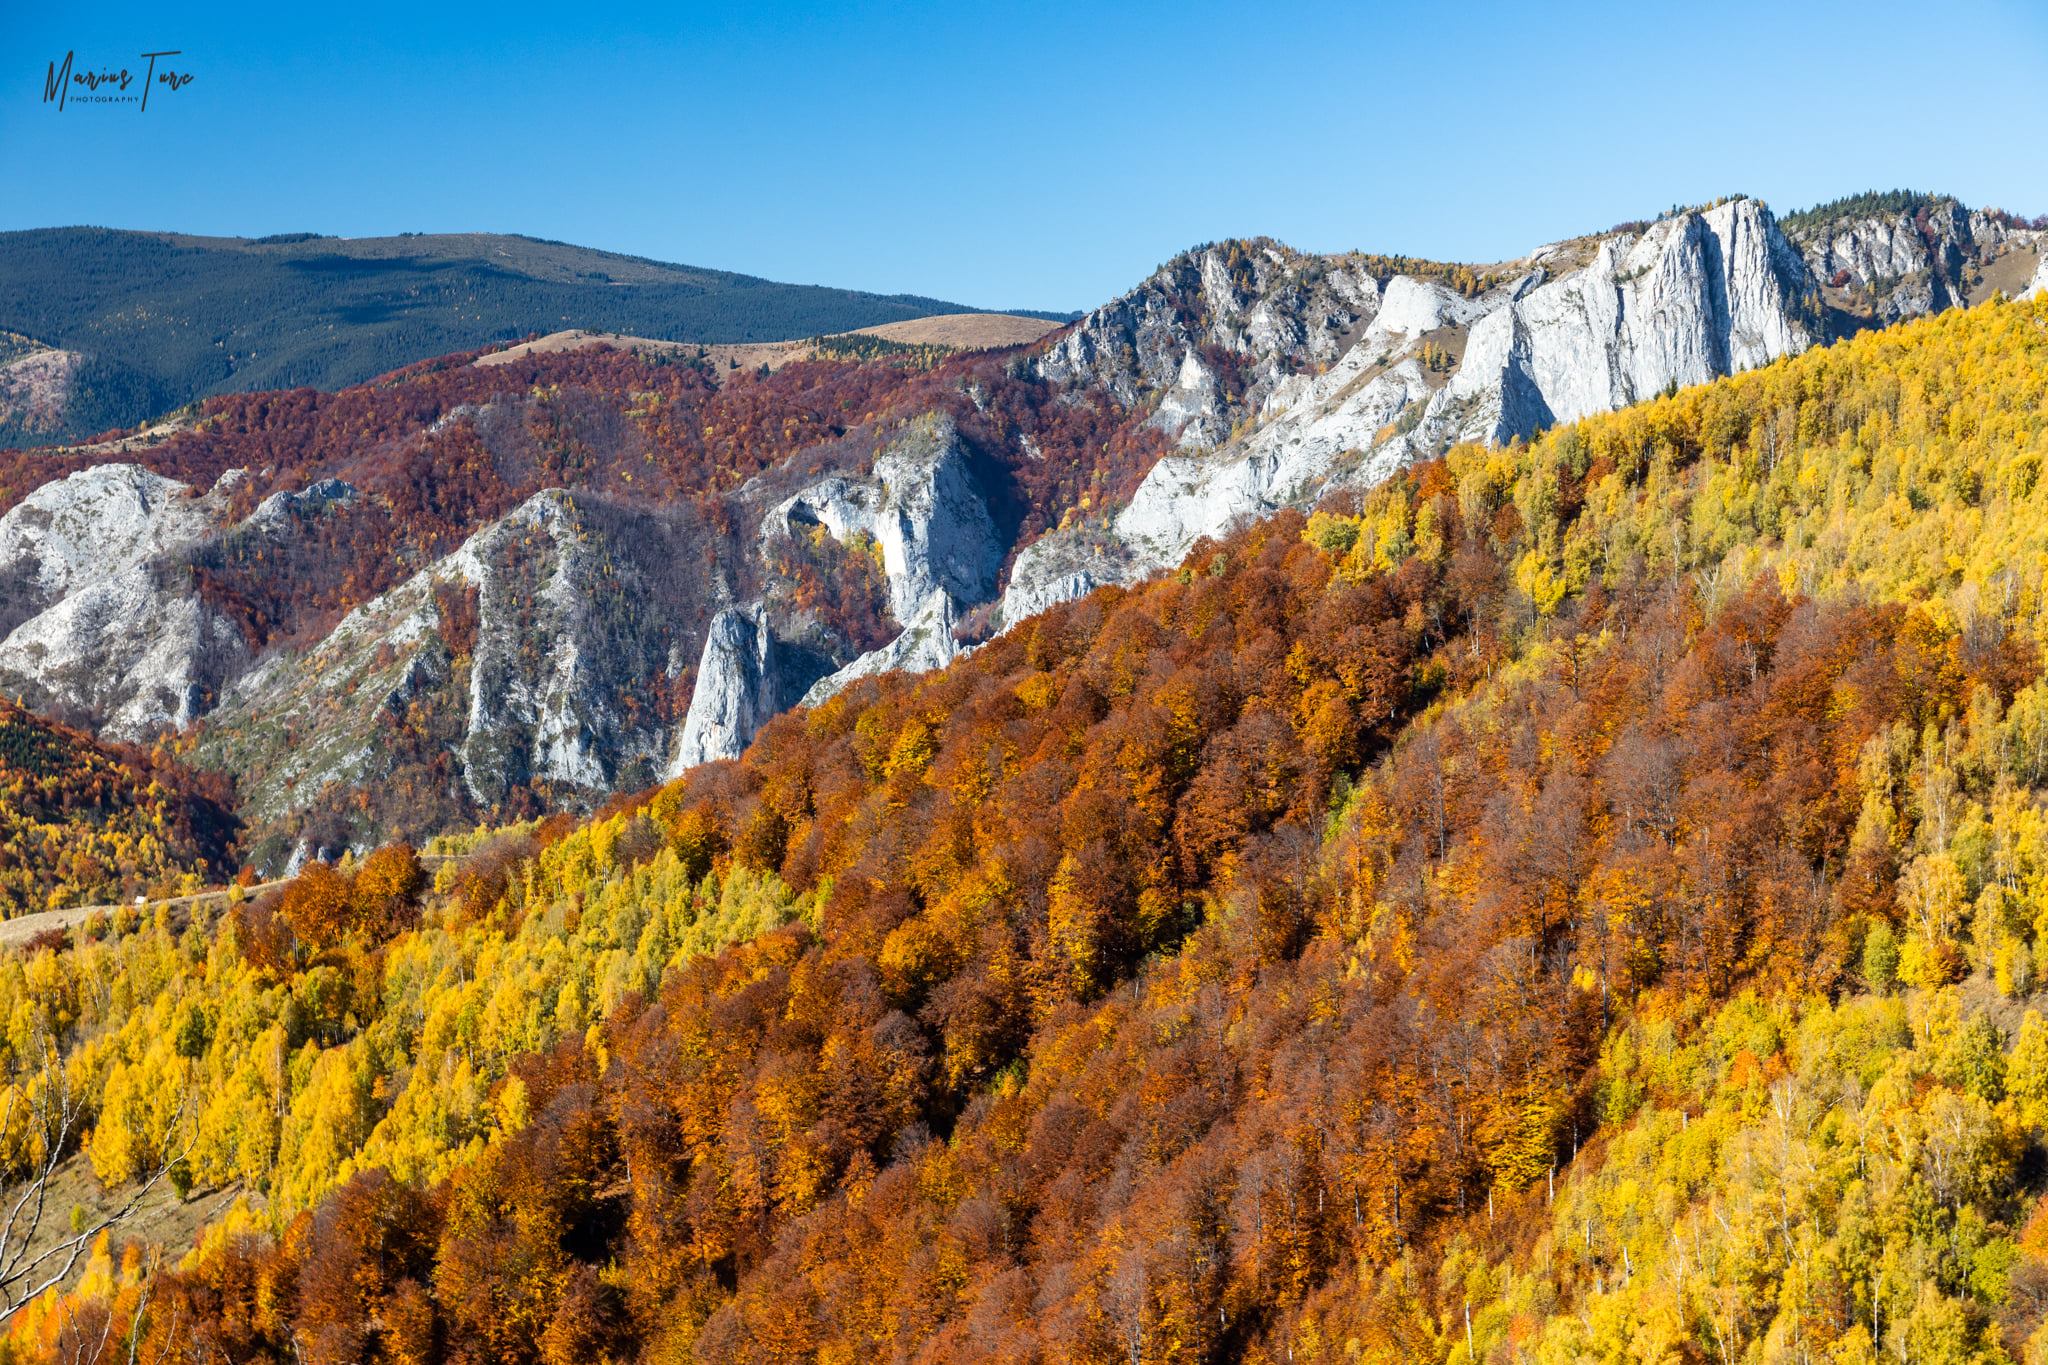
left=992, top=530, right=1135, bottom=633
left=4, top=190, right=2031, bottom=864
left=766, top=413, right=1001, bottom=625
left=453, top=491, right=654, bottom=801
left=246, top=477, right=356, bottom=530
left=0, top=464, right=242, bottom=737
left=756, top=414, right=1002, bottom=708
left=670, top=607, right=800, bottom=775
left=1106, top=359, right=1438, bottom=573
left=665, top=413, right=1011, bottom=765
left=1037, top=241, right=1383, bottom=446
left=0, top=415, right=1006, bottom=838
left=1786, top=195, right=2044, bottom=322
left=0, top=464, right=214, bottom=615
left=0, top=564, right=249, bottom=739
left=1442, top=199, right=1818, bottom=442
left=1009, top=197, right=1823, bottom=597
left=1796, top=203, right=1969, bottom=317
left=201, top=488, right=719, bottom=851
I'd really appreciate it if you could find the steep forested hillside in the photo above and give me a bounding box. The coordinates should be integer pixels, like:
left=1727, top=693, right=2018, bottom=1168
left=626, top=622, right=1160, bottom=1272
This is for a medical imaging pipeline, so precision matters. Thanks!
left=0, top=702, right=235, bottom=914
left=5, top=294, right=2048, bottom=1362
left=0, top=228, right=1063, bottom=445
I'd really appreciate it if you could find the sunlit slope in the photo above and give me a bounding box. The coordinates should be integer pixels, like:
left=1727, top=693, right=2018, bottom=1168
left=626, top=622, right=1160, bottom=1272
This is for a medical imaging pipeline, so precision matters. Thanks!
left=13, top=293, right=2048, bottom=1362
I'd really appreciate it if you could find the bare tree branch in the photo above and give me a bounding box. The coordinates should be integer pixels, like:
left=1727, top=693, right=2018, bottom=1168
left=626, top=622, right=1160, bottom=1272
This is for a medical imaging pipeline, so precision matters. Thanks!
left=0, top=1038, right=193, bottom=1326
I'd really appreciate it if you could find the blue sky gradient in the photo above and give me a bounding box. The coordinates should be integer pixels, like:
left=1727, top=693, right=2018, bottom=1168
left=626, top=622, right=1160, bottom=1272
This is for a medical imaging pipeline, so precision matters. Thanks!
left=4, top=0, right=2046, bottom=312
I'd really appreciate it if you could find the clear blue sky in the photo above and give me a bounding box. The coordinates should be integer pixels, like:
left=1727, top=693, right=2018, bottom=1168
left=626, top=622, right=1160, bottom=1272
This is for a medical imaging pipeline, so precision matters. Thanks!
left=5, top=0, right=2046, bottom=314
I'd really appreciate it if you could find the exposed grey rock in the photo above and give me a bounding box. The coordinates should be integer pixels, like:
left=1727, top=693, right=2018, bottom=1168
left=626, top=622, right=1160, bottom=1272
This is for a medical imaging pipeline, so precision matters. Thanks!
left=1035, top=198, right=1820, bottom=589
left=765, top=413, right=1001, bottom=624
left=202, top=487, right=718, bottom=833
left=670, top=607, right=785, bottom=774
left=800, top=593, right=960, bottom=706
left=9, top=190, right=2033, bottom=858
left=1038, top=240, right=1384, bottom=446
left=666, top=415, right=1012, bottom=767
left=1441, top=198, right=1820, bottom=445
left=1359, top=276, right=1487, bottom=351
left=0, top=464, right=213, bottom=610
left=660, top=411, right=1015, bottom=758
left=247, top=477, right=356, bottom=529
left=1112, top=359, right=1437, bottom=570
left=455, top=491, right=616, bottom=799
left=0, top=562, right=247, bottom=739
left=0, top=469, right=373, bottom=740
left=1787, top=196, right=2044, bottom=321
left=992, top=529, right=1133, bottom=633
left=0, top=463, right=238, bottom=736
left=1152, top=349, right=1225, bottom=444
left=757, top=413, right=1004, bottom=709
left=1797, top=207, right=1955, bottom=316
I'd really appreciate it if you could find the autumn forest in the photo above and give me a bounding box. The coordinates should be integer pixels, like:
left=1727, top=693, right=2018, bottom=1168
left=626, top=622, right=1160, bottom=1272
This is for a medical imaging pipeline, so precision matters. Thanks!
left=0, top=282, right=2034, bottom=1364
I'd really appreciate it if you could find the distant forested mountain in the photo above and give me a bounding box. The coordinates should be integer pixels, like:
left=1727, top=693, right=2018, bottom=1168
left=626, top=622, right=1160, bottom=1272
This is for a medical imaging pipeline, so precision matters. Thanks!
left=0, top=227, right=1064, bottom=443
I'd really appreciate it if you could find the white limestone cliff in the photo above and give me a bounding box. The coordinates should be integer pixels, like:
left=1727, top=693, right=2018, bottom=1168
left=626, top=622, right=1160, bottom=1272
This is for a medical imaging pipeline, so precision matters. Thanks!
left=670, top=607, right=784, bottom=775
left=665, top=414, right=1012, bottom=767
left=1439, top=198, right=1819, bottom=445
left=1013, top=198, right=1821, bottom=600
left=204, top=487, right=707, bottom=830
left=0, top=463, right=214, bottom=607
left=0, top=566, right=248, bottom=739
left=0, top=464, right=240, bottom=738
left=765, top=413, right=1001, bottom=625
left=6, top=191, right=2034, bottom=855
left=1109, top=358, right=1438, bottom=571
left=1037, top=240, right=1384, bottom=445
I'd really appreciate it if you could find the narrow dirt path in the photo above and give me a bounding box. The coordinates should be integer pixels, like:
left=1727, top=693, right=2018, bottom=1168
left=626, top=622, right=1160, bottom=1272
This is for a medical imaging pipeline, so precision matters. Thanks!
left=0, top=882, right=287, bottom=950
left=0, top=853, right=456, bottom=951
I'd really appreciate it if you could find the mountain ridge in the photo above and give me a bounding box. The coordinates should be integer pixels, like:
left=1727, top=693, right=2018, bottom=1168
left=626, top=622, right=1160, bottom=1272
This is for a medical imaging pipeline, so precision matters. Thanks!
left=0, top=191, right=2038, bottom=870
left=0, top=226, right=1073, bottom=446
